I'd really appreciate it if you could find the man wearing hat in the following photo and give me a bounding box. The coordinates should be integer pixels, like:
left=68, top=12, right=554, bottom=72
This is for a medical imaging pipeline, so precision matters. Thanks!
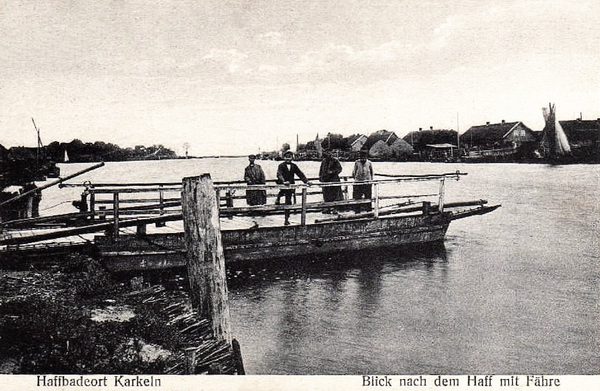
left=244, top=154, right=267, bottom=206
left=276, top=150, right=310, bottom=225
left=352, top=150, right=373, bottom=212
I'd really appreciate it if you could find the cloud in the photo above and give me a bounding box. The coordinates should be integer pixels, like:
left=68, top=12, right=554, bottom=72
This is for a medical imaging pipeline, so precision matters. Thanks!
left=429, top=0, right=599, bottom=58
left=256, top=32, right=284, bottom=46
left=356, top=41, right=416, bottom=63
left=289, top=40, right=421, bottom=83
left=256, top=64, right=281, bottom=76
left=296, top=44, right=354, bottom=70
left=295, top=41, right=405, bottom=71
left=202, top=49, right=249, bottom=73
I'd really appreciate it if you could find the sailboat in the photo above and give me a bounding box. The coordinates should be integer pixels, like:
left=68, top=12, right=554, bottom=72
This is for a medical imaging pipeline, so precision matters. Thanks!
left=539, top=103, right=571, bottom=161
left=64, top=149, right=70, bottom=163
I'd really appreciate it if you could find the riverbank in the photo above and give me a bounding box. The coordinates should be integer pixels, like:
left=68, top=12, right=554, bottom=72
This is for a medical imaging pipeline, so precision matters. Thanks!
left=0, top=253, right=238, bottom=374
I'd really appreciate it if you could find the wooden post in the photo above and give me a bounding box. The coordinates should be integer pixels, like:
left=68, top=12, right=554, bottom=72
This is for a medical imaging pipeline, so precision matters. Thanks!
left=159, top=186, right=164, bottom=215
left=422, top=201, right=431, bottom=215
left=300, top=187, right=307, bottom=226
left=181, top=174, right=231, bottom=344
left=112, top=192, right=120, bottom=238
left=156, top=186, right=166, bottom=227
left=89, top=191, right=96, bottom=221
left=225, top=190, right=233, bottom=208
left=373, top=182, right=380, bottom=218
left=98, top=205, right=106, bottom=220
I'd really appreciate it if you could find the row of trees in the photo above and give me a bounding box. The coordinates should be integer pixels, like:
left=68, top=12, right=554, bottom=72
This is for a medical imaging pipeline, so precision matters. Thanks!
left=299, top=133, right=364, bottom=151
left=46, top=140, right=177, bottom=162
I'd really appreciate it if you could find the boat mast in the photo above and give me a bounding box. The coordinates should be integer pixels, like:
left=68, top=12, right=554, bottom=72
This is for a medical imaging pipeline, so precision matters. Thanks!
left=31, top=117, right=43, bottom=167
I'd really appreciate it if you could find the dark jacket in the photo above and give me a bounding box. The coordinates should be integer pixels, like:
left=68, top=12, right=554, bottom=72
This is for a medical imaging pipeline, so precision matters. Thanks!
left=319, top=157, right=342, bottom=182
left=244, top=163, right=266, bottom=185
left=276, top=162, right=308, bottom=184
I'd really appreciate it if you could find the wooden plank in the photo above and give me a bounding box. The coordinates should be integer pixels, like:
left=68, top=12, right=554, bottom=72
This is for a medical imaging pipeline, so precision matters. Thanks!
left=1, top=211, right=94, bottom=228
left=90, top=187, right=181, bottom=194
left=375, top=171, right=467, bottom=179
left=219, top=199, right=371, bottom=216
left=94, top=198, right=180, bottom=204
left=450, top=204, right=500, bottom=220
left=0, top=214, right=184, bottom=245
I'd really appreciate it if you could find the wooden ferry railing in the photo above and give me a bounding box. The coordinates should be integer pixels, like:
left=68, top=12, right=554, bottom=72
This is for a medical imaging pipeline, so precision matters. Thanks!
left=96, top=172, right=464, bottom=236
left=0, top=172, right=468, bottom=245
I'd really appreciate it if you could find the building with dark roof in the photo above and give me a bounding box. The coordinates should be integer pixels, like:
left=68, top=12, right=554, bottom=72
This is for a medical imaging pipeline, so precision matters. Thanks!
left=403, top=127, right=459, bottom=153
left=558, top=118, right=600, bottom=162
left=460, top=120, right=536, bottom=148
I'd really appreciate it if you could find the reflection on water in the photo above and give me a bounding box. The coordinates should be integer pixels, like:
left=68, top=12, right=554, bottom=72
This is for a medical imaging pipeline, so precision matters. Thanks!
left=228, top=245, right=455, bottom=375
left=228, top=243, right=448, bottom=292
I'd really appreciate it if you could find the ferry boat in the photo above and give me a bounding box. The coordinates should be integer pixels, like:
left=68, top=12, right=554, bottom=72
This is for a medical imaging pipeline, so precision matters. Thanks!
left=0, top=171, right=500, bottom=271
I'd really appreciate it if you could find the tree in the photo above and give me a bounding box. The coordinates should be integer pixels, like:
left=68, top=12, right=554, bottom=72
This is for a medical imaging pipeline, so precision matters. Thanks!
left=369, top=140, right=393, bottom=160
left=323, top=133, right=345, bottom=150
left=390, top=139, right=413, bottom=160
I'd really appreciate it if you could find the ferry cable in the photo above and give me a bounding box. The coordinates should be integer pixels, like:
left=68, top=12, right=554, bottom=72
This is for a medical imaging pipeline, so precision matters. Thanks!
left=41, top=200, right=73, bottom=212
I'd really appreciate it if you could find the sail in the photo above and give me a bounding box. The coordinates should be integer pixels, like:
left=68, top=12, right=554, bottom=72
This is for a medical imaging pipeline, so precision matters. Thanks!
left=554, top=120, right=571, bottom=155
left=64, top=149, right=70, bottom=163
left=541, top=103, right=571, bottom=157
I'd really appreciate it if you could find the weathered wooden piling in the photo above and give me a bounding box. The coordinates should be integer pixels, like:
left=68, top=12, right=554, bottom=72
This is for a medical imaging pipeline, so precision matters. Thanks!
left=181, top=174, right=231, bottom=345
left=232, top=339, right=245, bottom=375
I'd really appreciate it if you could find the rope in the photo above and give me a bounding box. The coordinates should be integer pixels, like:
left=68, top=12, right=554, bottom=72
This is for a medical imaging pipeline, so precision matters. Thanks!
left=40, top=200, right=72, bottom=211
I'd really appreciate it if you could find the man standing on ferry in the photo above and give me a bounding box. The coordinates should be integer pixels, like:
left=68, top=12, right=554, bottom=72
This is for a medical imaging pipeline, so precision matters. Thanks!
left=352, top=150, right=373, bottom=213
left=276, top=150, right=311, bottom=225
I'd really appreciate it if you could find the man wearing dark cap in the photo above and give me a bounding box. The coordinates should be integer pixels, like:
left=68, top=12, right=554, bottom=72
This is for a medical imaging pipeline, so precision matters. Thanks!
left=352, top=150, right=373, bottom=212
left=276, top=150, right=310, bottom=225
left=244, top=154, right=267, bottom=205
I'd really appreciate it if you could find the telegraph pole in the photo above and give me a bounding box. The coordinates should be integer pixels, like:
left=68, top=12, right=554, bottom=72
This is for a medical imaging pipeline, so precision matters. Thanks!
left=456, top=112, right=460, bottom=150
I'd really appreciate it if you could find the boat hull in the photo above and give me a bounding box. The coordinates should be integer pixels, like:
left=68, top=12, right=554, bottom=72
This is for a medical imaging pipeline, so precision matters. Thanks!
left=97, top=212, right=452, bottom=272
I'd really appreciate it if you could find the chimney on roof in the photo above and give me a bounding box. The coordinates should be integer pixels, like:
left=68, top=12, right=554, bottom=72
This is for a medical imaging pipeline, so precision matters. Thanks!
left=430, top=126, right=433, bottom=130
left=419, top=128, right=422, bottom=131
left=501, top=119, right=505, bottom=124
left=486, top=122, right=490, bottom=125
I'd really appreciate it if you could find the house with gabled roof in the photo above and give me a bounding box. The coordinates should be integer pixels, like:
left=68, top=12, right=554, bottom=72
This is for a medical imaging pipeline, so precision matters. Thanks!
left=364, top=130, right=398, bottom=150
left=347, top=134, right=368, bottom=151
left=460, top=120, right=536, bottom=149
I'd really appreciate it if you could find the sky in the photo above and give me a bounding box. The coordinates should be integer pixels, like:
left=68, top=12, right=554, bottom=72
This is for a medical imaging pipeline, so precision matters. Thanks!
left=1, top=0, right=599, bottom=157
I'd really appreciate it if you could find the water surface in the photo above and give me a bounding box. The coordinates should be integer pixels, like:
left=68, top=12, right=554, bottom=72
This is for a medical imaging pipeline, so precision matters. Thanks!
left=41, top=160, right=599, bottom=374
